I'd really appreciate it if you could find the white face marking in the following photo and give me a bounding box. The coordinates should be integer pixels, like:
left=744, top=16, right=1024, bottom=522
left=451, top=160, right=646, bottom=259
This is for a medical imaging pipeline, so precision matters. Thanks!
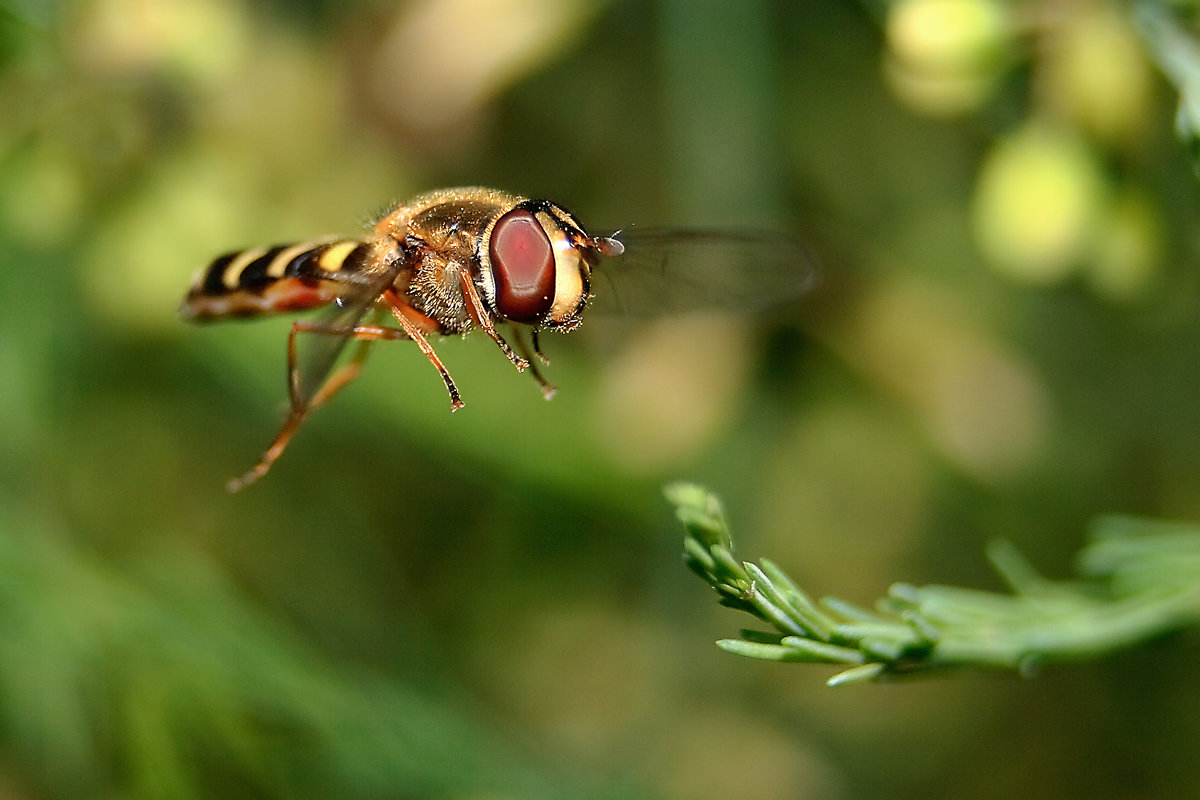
left=540, top=218, right=586, bottom=323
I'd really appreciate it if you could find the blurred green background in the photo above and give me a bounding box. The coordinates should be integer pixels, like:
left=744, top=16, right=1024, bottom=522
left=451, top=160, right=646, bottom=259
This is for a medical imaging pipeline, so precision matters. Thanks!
left=3, top=0, right=1200, bottom=797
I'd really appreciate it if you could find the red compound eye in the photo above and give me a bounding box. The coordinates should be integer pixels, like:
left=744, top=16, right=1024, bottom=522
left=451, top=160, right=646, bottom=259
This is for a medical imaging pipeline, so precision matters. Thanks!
left=489, top=209, right=555, bottom=322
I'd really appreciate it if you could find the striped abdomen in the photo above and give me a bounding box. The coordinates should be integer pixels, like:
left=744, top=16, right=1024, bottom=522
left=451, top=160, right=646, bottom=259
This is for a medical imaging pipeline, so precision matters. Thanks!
left=181, top=239, right=377, bottom=320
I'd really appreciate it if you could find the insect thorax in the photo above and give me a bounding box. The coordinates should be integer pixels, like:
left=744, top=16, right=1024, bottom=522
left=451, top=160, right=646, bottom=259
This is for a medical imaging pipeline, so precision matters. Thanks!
left=405, top=250, right=474, bottom=333
left=395, top=196, right=513, bottom=334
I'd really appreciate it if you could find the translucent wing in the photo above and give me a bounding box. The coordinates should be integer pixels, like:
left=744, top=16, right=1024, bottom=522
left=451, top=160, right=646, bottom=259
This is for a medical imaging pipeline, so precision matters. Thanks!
left=588, top=228, right=818, bottom=317
left=291, top=259, right=406, bottom=410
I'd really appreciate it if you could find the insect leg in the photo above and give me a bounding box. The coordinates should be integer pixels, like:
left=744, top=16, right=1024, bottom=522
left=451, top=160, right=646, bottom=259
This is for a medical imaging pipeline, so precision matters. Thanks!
left=227, top=404, right=309, bottom=493
left=530, top=327, right=550, bottom=366
left=309, top=337, right=374, bottom=409
left=379, top=289, right=465, bottom=412
left=284, top=319, right=374, bottom=412
left=512, top=329, right=556, bottom=400
left=227, top=321, right=416, bottom=493
left=457, top=272, right=530, bottom=374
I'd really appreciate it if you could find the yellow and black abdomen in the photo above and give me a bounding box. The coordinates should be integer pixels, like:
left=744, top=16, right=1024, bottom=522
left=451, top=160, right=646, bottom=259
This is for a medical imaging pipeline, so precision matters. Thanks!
left=181, top=239, right=374, bottom=320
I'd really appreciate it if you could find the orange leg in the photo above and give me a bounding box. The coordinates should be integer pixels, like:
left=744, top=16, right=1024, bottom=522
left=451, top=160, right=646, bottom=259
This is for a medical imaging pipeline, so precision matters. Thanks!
left=227, top=320, right=423, bottom=492
left=380, top=289, right=464, bottom=411
left=286, top=327, right=374, bottom=413
left=227, top=400, right=307, bottom=493
left=457, top=273, right=529, bottom=373
left=512, top=329, right=556, bottom=400
left=309, top=342, right=370, bottom=408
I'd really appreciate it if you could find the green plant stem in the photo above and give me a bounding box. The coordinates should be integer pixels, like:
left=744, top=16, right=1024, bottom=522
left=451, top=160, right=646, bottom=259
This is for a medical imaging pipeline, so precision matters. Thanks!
left=667, top=483, right=1200, bottom=685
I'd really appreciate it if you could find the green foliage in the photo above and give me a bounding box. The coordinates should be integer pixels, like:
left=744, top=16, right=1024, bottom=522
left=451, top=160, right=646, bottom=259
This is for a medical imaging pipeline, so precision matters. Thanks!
left=6, top=0, right=1200, bottom=798
left=0, top=501, right=640, bottom=800
left=670, top=483, right=1200, bottom=686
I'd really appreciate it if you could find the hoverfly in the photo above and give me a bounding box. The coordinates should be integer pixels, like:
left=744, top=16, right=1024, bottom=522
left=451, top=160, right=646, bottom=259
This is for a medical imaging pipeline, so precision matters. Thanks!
left=182, top=186, right=814, bottom=491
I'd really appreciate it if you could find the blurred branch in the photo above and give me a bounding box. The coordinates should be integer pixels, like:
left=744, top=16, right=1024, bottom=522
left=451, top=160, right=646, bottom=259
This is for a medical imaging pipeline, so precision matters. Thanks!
left=667, top=483, right=1200, bottom=686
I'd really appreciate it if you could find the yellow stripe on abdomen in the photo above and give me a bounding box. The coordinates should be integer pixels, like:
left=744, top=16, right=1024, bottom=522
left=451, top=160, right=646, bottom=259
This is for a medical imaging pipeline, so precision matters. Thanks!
left=268, top=241, right=328, bottom=279
left=221, top=246, right=270, bottom=290
left=317, top=240, right=360, bottom=273
left=182, top=237, right=372, bottom=321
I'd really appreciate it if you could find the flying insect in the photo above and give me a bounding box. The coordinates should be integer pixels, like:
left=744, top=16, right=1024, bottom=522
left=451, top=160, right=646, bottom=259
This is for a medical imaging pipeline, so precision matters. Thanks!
left=182, top=186, right=813, bottom=490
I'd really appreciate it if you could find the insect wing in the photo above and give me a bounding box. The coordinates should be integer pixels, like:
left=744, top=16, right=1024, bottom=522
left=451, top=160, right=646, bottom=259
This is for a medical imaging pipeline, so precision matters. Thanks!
left=291, top=260, right=405, bottom=409
left=590, top=228, right=817, bottom=317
